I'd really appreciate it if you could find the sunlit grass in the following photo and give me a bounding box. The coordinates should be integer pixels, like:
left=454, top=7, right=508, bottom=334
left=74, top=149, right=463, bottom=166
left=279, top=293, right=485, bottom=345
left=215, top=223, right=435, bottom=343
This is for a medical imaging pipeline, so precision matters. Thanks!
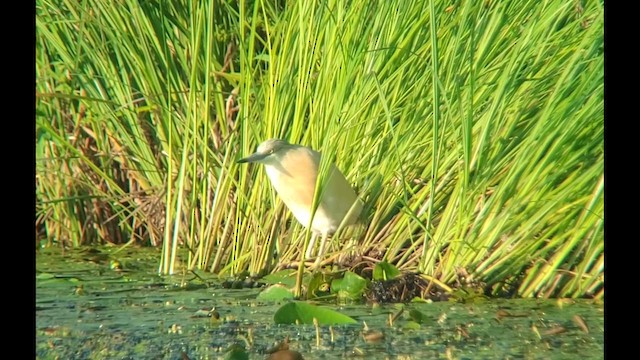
left=36, top=0, right=603, bottom=298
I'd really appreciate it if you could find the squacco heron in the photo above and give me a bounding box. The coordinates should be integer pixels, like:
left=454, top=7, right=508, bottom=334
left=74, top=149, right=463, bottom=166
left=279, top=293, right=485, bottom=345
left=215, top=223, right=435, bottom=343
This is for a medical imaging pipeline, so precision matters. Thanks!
left=237, top=139, right=363, bottom=268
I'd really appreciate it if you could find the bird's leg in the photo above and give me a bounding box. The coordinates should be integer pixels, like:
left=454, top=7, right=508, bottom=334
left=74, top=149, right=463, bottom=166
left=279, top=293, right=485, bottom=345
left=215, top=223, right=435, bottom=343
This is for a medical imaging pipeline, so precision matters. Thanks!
left=305, top=233, right=318, bottom=259
left=312, top=232, right=330, bottom=269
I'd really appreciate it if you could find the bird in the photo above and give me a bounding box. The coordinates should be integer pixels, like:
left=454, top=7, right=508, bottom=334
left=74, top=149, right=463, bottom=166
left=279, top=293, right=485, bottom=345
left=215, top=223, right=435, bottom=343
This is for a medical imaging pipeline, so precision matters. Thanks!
left=237, top=139, right=363, bottom=268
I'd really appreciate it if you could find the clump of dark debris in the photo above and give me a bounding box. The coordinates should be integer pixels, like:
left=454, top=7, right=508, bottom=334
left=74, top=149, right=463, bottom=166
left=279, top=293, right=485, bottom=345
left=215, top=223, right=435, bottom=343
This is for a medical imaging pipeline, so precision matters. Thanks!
left=365, top=273, right=450, bottom=303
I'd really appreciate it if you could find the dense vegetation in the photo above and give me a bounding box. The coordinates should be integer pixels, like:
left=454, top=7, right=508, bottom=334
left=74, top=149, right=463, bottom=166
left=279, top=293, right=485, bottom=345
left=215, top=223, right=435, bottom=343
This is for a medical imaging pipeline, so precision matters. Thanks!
left=36, top=0, right=603, bottom=299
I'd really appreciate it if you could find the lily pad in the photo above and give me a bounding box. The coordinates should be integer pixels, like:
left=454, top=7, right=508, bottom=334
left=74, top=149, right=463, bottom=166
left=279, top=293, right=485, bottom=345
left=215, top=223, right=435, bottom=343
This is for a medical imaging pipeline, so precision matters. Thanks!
left=408, top=308, right=428, bottom=324
left=223, top=344, right=249, bottom=360
left=274, top=301, right=357, bottom=325
left=373, top=261, right=401, bottom=281
left=262, top=270, right=298, bottom=287
left=257, top=284, right=295, bottom=301
left=331, top=271, right=367, bottom=301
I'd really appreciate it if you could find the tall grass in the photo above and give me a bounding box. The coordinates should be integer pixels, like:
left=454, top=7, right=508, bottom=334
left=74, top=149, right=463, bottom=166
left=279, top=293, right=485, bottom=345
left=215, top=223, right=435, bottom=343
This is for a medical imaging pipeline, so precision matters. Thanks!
left=36, top=0, right=603, bottom=298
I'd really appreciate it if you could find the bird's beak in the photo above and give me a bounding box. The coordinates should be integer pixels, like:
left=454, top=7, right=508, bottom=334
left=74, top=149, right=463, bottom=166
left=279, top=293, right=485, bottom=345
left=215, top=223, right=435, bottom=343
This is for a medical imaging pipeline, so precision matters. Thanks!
left=237, top=152, right=268, bottom=164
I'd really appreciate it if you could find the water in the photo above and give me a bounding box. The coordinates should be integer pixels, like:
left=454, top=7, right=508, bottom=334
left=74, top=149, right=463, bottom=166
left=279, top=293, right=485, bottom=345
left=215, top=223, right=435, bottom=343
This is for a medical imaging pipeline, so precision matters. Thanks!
left=36, top=247, right=604, bottom=359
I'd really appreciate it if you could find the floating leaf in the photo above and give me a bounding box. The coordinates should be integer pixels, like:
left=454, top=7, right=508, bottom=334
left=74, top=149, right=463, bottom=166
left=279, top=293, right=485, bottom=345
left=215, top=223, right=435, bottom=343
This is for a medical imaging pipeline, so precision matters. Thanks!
left=262, top=270, right=298, bottom=287
left=36, top=272, right=56, bottom=280
left=331, top=271, right=368, bottom=301
left=403, top=321, right=421, bottom=330
left=257, top=284, right=295, bottom=301
left=373, top=261, right=401, bottom=281
left=224, top=344, right=249, bottom=360
left=408, top=309, right=428, bottom=324
left=274, top=301, right=357, bottom=325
